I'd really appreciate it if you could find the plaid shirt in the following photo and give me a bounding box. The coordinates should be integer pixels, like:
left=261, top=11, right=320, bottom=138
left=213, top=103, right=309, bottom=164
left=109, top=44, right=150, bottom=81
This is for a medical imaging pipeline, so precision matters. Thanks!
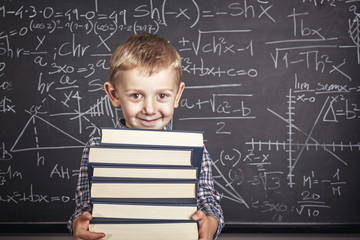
left=68, top=119, right=224, bottom=239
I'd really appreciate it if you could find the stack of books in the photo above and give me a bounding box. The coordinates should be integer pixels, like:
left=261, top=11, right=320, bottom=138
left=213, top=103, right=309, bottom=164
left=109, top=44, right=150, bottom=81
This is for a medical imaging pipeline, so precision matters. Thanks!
left=88, top=127, right=204, bottom=240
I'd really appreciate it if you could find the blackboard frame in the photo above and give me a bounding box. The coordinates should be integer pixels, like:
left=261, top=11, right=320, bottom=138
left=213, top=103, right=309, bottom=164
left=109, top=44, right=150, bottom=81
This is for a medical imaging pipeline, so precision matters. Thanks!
left=222, top=224, right=360, bottom=234
left=0, top=223, right=360, bottom=234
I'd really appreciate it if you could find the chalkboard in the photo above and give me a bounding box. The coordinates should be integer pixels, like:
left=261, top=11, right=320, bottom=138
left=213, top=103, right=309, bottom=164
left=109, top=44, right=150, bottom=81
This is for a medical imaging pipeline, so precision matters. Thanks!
left=1, top=0, right=360, bottom=233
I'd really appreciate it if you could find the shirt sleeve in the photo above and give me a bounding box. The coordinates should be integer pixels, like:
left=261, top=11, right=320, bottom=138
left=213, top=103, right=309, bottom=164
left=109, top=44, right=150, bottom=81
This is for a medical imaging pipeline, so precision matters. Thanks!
left=67, top=137, right=101, bottom=233
left=197, top=145, right=225, bottom=239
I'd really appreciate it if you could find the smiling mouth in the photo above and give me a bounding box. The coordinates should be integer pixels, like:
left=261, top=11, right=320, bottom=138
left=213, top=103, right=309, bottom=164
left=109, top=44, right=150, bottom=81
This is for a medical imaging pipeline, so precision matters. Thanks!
left=138, top=117, right=161, bottom=123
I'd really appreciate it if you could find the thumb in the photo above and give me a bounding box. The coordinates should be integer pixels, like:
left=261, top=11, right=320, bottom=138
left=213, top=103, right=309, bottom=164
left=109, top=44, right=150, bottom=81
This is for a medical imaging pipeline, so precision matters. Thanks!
left=192, top=210, right=205, bottom=221
left=73, top=211, right=93, bottom=235
left=79, top=211, right=92, bottom=223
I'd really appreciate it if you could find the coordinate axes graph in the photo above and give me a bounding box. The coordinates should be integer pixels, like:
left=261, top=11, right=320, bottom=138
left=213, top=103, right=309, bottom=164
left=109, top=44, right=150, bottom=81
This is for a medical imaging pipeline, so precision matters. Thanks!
left=247, top=89, right=358, bottom=188
left=211, top=88, right=360, bottom=210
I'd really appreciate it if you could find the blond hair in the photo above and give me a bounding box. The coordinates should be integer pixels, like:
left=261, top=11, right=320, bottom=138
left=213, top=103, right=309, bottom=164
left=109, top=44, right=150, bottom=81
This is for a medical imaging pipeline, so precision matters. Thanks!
left=110, top=33, right=182, bottom=85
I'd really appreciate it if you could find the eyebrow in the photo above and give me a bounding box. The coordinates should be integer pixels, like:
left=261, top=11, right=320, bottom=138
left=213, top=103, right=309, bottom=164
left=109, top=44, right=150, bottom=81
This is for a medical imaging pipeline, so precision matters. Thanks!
left=158, top=88, right=175, bottom=92
left=124, top=88, right=175, bottom=93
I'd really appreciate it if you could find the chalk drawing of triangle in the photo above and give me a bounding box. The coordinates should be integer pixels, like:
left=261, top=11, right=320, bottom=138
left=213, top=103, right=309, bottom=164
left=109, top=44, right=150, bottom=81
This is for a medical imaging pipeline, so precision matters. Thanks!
left=11, top=114, right=85, bottom=153
left=323, top=103, right=337, bottom=122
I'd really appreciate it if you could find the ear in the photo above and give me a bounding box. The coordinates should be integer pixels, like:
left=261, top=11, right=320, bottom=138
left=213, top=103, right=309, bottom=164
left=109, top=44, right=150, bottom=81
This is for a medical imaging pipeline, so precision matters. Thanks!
left=104, top=81, right=121, bottom=107
left=174, top=82, right=185, bottom=108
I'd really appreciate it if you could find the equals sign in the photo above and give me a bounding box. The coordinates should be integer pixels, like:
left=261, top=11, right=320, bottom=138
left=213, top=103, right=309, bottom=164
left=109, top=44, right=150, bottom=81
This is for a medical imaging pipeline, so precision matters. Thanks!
left=202, top=11, right=214, bottom=17
left=72, top=170, right=80, bottom=177
left=9, top=30, right=17, bottom=36
left=97, top=14, right=108, bottom=20
left=55, top=12, right=64, bottom=17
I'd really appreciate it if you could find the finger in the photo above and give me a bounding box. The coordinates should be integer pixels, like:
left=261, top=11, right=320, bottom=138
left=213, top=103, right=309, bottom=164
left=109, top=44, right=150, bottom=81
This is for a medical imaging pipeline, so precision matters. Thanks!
left=74, top=227, right=105, bottom=240
left=79, top=230, right=105, bottom=240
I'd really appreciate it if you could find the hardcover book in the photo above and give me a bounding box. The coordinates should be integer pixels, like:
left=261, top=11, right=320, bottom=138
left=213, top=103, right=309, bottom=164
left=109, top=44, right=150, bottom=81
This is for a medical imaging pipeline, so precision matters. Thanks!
left=91, top=201, right=197, bottom=220
left=89, top=164, right=197, bottom=180
left=88, top=145, right=197, bottom=167
left=89, top=219, right=198, bottom=240
left=100, top=127, right=204, bottom=148
left=90, top=179, right=198, bottom=199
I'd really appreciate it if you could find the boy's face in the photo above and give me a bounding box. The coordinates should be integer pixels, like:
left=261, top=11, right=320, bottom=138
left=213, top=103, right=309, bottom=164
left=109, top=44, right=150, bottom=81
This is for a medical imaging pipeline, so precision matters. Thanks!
left=105, top=67, right=185, bottom=130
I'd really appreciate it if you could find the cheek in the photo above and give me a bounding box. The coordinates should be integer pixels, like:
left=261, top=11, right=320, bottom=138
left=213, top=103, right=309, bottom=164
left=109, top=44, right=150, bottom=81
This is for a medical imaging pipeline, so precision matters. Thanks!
left=158, top=102, right=175, bottom=116
left=121, top=103, right=140, bottom=117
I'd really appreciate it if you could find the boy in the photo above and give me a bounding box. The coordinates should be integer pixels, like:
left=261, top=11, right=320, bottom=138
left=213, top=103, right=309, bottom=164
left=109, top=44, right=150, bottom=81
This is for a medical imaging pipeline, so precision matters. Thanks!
left=68, top=33, right=224, bottom=240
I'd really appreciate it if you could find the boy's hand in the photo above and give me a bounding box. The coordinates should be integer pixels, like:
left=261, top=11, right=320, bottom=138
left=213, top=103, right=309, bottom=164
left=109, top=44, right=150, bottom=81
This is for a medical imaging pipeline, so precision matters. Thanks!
left=73, top=211, right=105, bottom=240
left=192, top=210, right=218, bottom=240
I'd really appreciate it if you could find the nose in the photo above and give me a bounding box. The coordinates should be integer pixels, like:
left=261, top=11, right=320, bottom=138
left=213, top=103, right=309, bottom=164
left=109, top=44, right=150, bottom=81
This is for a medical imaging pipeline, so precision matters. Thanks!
left=142, top=98, right=157, bottom=115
